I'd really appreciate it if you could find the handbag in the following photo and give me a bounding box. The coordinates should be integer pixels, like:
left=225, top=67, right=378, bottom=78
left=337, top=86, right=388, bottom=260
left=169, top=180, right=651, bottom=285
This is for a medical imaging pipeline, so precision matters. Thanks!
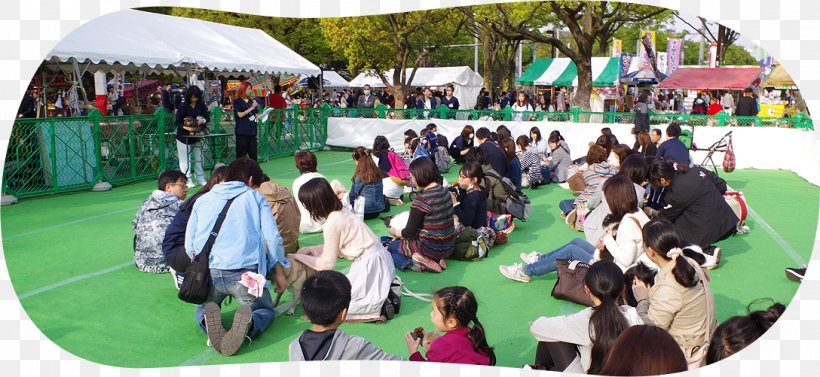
left=682, top=260, right=716, bottom=370
left=567, top=172, right=586, bottom=194
left=722, top=134, right=735, bottom=173
left=551, top=259, right=594, bottom=307
left=177, top=195, right=239, bottom=304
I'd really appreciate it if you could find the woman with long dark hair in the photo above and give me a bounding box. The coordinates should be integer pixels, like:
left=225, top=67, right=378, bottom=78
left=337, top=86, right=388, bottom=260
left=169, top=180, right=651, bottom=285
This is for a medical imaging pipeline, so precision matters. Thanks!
left=527, top=260, right=642, bottom=373
left=175, top=86, right=210, bottom=186
left=632, top=218, right=717, bottom=369
left=499, top=137, right=521, bottom=190
left=291, top=177, right=395, bottom=322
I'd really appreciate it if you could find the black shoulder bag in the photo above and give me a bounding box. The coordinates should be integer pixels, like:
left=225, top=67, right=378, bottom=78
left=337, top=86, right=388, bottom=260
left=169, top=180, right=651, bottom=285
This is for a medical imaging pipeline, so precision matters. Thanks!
left=178, top=195, right=239, bottom=304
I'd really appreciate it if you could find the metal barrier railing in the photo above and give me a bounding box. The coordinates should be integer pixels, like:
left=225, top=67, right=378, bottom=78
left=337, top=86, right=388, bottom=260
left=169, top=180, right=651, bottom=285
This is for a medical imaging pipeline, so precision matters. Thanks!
left=3, top=106, right=328, bottom=199
left=2, top=103, right=811, bottom=199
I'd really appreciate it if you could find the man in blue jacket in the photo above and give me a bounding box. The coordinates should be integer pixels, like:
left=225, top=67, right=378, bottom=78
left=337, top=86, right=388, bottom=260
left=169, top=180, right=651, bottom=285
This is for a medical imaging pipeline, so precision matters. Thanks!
left=186, top=158, right=289, bottom=356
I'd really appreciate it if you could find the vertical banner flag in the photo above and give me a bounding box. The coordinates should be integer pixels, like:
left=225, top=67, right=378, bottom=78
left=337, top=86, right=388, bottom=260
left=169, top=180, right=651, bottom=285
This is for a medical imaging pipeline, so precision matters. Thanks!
left=638, top=30, right=656, bottom=71
left=657, top=52, right=668, bottom=75
left=708, top=42, right=718, bottom=68
left=667, top=39, right=682, bottom=75
left=612, top=39, right=622, bottom=57
left=619, top=53, right=634, bottom=81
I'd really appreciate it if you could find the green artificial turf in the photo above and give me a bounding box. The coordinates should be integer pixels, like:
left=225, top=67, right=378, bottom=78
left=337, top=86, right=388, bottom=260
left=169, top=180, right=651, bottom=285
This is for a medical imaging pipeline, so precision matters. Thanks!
left=1, top=152, right=816, bottom=368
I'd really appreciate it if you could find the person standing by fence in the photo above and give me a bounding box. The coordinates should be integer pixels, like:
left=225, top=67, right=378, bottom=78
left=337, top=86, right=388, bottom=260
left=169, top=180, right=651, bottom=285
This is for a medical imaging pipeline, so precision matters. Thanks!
left=233, top=81, right=259, bottom=161
left=175, top=86, right=210, bottom=187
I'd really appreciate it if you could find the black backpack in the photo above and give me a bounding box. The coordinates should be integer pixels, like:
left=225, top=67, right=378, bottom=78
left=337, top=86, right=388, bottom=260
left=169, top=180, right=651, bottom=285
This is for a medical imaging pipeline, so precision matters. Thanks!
left=484, top=171, right=531, bottom=221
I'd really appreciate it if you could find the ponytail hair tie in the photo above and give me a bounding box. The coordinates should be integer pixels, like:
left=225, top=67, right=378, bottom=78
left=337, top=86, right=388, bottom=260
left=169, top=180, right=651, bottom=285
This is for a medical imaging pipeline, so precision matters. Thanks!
left=667, top=247, right=683, bottom=259
left=672, top=162, right=679, bottom=171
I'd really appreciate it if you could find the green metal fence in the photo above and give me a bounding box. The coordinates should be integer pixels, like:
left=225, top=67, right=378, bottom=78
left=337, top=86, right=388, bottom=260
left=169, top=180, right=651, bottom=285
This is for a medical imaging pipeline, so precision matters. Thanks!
left=326, top=104, right=815, bottom=129
left=3, top=106, right=328, bottom=199
left=2, top=103, right=812, bottom=199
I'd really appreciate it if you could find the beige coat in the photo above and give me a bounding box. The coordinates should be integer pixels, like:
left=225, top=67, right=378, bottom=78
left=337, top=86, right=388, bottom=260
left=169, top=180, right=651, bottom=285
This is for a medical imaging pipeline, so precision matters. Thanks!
left=637, top=256, right=716, bottom=354
left=256, top=181, right=301, bottom=253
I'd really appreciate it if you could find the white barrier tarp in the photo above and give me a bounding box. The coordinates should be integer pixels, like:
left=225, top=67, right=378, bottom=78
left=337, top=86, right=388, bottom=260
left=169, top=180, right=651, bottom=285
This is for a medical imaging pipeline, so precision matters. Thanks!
left=327, top=117, right=820, bottom=186
left=349, top=67, right=484, bottom=110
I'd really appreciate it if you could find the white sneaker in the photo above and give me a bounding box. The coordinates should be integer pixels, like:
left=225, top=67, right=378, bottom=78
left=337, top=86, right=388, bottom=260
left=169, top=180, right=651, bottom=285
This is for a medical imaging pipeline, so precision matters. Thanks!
left=499, top=263, right=531, bottom=283
left=186, top=181, right=196, bottom=188
left=520, top=251, right=541, bottom=265
left=558, top=182, right=570, bottom=190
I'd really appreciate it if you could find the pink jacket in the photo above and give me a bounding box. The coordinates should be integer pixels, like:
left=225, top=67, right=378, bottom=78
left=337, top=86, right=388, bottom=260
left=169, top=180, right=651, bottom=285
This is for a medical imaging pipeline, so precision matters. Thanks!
left=410, top=327, right=491, bottom=366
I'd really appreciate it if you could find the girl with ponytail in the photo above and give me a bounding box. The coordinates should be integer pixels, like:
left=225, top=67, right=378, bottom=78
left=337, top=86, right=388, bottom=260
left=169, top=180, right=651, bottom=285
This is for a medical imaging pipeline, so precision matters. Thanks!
left=527, top=260, right=643, bottom=373
left=404, top=286, right=495, bottom=365
left=633, top=218, right=717, bottom=369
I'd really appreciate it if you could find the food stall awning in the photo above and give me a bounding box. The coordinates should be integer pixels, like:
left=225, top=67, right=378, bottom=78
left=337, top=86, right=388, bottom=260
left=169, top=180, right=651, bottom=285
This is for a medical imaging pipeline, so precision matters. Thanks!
left=516, top=57, right=620, bottom=87
left=658, top=67, right=762, bottom=90
left=762, top=65, right=795, bottom=87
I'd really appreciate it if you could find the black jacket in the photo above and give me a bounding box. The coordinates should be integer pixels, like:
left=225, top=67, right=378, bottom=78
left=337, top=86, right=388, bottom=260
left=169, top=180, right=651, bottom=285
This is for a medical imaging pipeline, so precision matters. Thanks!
left=735, top=96, right=758, bottom=117
left=660, top=167, right=737, bottom=248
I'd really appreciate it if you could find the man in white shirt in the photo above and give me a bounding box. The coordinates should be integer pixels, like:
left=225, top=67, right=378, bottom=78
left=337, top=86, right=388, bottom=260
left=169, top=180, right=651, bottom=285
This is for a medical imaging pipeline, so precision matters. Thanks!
left=721, top=91, right=734, bottom=116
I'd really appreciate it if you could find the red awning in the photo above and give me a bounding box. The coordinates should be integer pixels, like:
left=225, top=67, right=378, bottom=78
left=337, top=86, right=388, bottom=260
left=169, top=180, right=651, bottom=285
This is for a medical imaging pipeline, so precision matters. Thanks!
left=658, top=68, right=762, bottom=90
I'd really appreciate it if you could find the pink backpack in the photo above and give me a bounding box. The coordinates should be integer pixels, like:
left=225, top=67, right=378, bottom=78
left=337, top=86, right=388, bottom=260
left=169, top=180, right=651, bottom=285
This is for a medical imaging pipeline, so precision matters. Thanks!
left=387, top=151, right=411, bottom=181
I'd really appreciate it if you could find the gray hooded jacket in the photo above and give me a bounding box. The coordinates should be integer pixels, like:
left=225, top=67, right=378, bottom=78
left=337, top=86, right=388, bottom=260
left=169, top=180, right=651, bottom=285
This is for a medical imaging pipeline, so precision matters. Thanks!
left=289, top=329, right=402, bottom=361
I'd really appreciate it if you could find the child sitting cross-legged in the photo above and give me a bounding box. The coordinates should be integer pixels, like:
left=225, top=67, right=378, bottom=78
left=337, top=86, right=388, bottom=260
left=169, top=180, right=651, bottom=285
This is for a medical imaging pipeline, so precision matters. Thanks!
left=404, top=286, right=495, bottom=366
left=289, top=270, right=402, bottom=361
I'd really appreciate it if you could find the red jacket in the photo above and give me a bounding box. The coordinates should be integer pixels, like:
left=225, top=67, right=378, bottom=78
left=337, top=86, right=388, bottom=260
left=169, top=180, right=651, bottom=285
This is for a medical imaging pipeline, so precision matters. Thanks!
left=410, top=327, right=491, bottom=365
left=267, top=93, right=287, bottom=109
left=707, top=103, right=724, bottom=116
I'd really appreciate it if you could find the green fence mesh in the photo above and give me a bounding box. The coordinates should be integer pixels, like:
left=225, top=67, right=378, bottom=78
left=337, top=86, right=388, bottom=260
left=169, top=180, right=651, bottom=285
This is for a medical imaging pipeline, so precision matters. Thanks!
left=2, top=105, right=812, bottom=199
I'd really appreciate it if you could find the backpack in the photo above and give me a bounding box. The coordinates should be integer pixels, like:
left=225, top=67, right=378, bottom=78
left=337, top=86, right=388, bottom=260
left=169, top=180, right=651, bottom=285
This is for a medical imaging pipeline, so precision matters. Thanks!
left=435, top=145, right=451, bottom=173
left=387, top=151, right=411, bottom=180
left=412, top=138, right=431, bottom=161
left=452, top=227, right=489, bottom=261
left=485, top=171, right=532, bottom=221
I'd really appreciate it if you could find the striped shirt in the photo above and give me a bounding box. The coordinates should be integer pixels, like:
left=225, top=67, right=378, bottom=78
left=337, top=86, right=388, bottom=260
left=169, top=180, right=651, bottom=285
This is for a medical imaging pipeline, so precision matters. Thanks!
left=400, top=185, right=455, bottom=260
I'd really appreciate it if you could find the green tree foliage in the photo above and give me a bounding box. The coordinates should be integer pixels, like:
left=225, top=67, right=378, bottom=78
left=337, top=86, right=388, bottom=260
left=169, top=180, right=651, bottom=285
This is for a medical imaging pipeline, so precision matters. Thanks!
left=320, top=10, right=462, bottom=109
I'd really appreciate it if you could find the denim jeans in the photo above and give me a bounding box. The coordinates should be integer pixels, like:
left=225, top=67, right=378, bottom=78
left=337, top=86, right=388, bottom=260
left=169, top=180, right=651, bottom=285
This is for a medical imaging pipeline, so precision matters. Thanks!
left=194, top=266, right=275, bottom=339
left=523, top=238, right=596, bottom=276
left=387, top=239, right=412, bottom=270
left=540, top=166, right=551, bottom=185
left=559, top=199, right=575, bottom=214
left=176, top=140, right=205, bottom=184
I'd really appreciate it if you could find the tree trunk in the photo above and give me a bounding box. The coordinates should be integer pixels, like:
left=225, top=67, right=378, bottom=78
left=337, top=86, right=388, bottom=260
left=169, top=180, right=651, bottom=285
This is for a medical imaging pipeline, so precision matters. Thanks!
left=573, top=58, right=593, bottom=111
left=392, top=83, right=406, bottom=110
left=481, top=28, right=494, bottom=91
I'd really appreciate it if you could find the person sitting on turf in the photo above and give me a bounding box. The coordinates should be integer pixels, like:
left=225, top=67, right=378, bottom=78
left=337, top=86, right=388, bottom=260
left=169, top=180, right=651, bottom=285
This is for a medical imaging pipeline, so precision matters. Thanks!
left=546, top=131, right=572, bottom=183
left=705, top=299, right=785, bottom=364
left=466, top=148, right=509, bottom=215
left=475, top=127, right=509, bottom=178
left=559, top=144, right=615, bottom=221
left=187, top=158, right=289, bottom=356
left=289, top=270, right=402, bottom=361
left=527, top=260, right=643, bottom=373
left=631, top=218, right=717, bottom=369
left=163, top=166, right=228, bottom=288
left=584, top=155, right=649, bottom=245
left=644, top=158, right=738, bottom=262
left=293, top=150, right=329, bottom=233
left=255, top=174, right=301, bottom=254
left=387, top=158, right=455, bottom=273
left=655, top=122, right=691, bottom=166
left=516, top=135, right=544, bottom=188
left=290, top=178, right=396, bottom=323
left=372, top=135, right=410, bottom=204
left=597, top=325, right=688, bottom=376
left=451, top=162, right=488, bottom=230
left=132, top=170, right=187, bottom=274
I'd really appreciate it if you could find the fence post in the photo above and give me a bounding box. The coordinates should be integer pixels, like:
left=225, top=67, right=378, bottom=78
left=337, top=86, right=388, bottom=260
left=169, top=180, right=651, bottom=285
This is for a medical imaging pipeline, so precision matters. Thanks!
left=89, top=109, right=112, bottom=192
left=717, top=111, right=726, bottom=127
left=49, top=117, right=58, bottom=194
left=570, top=107, right=580, bottom=123
left=154, top=108, right=167, bottom=173
left=376, top=104, right=387, bottom=119
left=502, top=106, right=512, bottom=121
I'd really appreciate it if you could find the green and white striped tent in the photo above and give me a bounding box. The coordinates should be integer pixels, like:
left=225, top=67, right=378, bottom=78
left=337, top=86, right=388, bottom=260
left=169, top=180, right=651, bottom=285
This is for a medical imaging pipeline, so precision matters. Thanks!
left=516, top=57, right=621, bottom=87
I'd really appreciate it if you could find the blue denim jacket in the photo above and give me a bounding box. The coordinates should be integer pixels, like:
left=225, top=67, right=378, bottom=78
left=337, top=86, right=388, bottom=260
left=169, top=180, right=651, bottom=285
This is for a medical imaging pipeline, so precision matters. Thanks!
left=348, top=176, right=385, bottom=214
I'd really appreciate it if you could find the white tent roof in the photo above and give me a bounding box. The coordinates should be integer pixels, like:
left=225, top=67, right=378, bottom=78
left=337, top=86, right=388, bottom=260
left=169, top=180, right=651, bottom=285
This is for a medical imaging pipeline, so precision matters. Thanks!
left=46, top=9, right=320, bottom=75
left=350, top=66, right=483, bottom=88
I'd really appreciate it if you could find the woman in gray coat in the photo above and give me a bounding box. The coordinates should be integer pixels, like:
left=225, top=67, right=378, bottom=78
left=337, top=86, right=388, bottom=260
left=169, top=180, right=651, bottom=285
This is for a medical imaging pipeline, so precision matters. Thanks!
left=547, top=133, right=572, bottom=183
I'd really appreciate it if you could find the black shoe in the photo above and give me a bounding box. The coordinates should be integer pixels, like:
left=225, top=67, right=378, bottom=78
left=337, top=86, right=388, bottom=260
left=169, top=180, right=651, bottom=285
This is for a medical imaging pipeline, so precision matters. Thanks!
left=785, top=266, right=807, bottom=283
left=380, top=216, right=394, bottom=227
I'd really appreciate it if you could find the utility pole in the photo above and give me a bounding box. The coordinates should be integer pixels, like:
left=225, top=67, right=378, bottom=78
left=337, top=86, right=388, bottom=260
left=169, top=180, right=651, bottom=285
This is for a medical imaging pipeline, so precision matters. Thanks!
left=516, top=42, right=523, bottom=78
left=474, top=32, right=479, bottom=74
left=698, top=25, right=705, bottom=66
left=532, top=41, right=537, bottom=63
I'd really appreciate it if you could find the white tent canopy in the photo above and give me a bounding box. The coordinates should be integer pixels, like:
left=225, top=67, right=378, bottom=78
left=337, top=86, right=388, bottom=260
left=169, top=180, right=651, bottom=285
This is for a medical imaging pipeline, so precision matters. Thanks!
left=349, top=66, right=484, bottom=109
left=46, top=9, right=320, bottom=76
